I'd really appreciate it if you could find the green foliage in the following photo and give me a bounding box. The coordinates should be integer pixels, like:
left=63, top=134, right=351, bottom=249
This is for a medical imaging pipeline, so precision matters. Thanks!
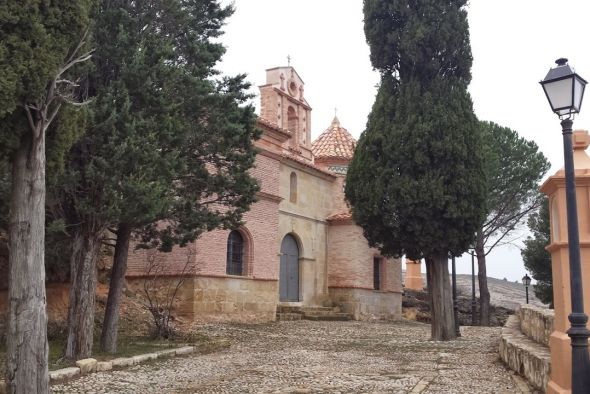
left=478, top=121, right=550, bottom=251
left=347, top=0, right=485, bottom=260
left=363, top=0, right=472, bottom=84
left=0, top=1, right=94, bottom=277
left=0, top=0, right=93, bottom=155
left=55, top=0, right=259, bottom=249
left=522, top=197, right=553, bottom=305
left=346, top=76, right=485, bottom=259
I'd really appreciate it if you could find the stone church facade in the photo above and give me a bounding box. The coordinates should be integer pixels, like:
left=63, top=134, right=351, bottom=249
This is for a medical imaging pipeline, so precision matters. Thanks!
left=126, top=66, right=402, bottom=322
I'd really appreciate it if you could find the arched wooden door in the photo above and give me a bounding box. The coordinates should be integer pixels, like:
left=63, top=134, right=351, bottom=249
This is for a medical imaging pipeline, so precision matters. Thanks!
left=280, top=234, right=299, bottom=302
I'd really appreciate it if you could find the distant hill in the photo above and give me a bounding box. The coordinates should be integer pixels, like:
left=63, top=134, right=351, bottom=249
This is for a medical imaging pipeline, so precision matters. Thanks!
left=455, top=274, right=546, bottom=310
left=403, top=272, right=548, bottom=311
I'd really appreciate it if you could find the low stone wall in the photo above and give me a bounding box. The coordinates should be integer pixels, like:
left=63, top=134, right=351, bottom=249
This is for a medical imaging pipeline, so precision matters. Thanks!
left=128, top=275, right=279, bottom=324
left=519, top=305, right=554, bottom=346
left=191, top=276, right=278, bottom=322
left=499, top=311, right=552, bottom=392
left=328, top=287, right=401, bottom=320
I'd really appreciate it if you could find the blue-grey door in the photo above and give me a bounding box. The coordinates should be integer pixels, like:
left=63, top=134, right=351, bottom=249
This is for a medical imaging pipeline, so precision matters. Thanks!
left=280, top=234, right=299, bottom=302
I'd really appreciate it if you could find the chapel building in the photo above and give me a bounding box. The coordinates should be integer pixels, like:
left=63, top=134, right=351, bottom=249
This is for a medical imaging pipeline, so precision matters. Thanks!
left=126, top=66, right=402, bottom=322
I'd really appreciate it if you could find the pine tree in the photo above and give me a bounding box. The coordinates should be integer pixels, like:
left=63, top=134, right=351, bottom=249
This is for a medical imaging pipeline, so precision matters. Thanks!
left=475, top=121, right=550, bottom=325
left=53, top=0, right=259, bottom=357
left=0, top=1, right=93, bottom=391
left=348, top=0, right=485, bottom=340
left=522, top=197, right=553, bottom=305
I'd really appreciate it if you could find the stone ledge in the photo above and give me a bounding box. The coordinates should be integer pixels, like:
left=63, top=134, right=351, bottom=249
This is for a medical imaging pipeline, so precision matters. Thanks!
left=519, top=305, right=554, bottom=346
left=49, top=367, right=81, bottom=382
left=43, top=344, right=202, bottom=387
left=175, top=346, right=195, bottom=355
left=132, top=353, right=158, bottom=364
left=75, top=358, right=97, bottom=374
left=499, top=314, right=551, bottom=393
left=96, top=361, right=113, bottom=372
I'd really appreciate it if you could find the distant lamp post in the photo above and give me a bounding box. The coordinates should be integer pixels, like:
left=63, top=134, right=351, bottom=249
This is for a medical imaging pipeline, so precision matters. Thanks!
left=521, top=274, right=531, bottom=304
left=451, top=256, right=460, bottom=337
left=540, top=57, right=590, bottom=394
left=471, top=250, right=477, bottom=325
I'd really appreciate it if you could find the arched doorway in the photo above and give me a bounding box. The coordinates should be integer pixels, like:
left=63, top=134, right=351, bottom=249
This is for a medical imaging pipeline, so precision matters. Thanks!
left=280, top=234, right=299, bottom=302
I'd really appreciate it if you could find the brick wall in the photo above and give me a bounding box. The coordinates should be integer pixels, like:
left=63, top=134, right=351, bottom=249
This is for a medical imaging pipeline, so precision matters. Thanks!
left=327, top=223, right=401, bottom=293
left=193, top=197, right=279, bottom=279
left=127, top=153, right=281, bottom=280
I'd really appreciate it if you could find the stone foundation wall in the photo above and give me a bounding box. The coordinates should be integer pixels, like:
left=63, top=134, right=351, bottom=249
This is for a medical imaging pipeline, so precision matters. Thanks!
left=127, top=275, right=279, bottom=323
left=519, top=305, right=554, bottom=346
left=191, top=276, right=278, bottom=322
left=328, top=287, right=402, bottom=320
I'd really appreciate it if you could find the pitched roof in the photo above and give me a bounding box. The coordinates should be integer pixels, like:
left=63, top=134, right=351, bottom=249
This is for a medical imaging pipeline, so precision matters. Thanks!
left=311, top=116, right=357, bottom=160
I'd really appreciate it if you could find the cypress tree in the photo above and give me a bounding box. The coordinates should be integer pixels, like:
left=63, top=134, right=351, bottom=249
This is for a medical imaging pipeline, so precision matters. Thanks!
left=347, top=0, right=485, bottom=340
left=0, top=1, right=93, bottom=391
left=53, top=0, right=259, bottom=357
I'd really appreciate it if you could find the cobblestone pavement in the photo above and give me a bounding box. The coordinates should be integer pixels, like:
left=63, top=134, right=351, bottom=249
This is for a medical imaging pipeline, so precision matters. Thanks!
left=52, top=320, right=536, bottom=393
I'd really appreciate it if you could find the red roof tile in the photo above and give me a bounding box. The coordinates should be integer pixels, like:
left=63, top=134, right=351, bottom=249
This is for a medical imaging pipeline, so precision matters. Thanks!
left=312, top=117, right=357, bottom=160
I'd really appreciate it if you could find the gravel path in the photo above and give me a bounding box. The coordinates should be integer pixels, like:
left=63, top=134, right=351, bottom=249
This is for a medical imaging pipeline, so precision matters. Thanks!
left=52, top=320, right=535, bottom=393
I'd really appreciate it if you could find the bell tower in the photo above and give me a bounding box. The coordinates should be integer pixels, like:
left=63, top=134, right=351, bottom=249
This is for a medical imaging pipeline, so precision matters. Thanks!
left=259, top=66, right=313, bottom=161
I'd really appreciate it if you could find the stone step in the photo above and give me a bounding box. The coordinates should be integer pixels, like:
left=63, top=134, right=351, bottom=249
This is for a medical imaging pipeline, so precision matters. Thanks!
left=276, top=305, right=351, bottom=321
left=276, top=312, right=303, bottom=321
left=303, top=312, right=352, bottom=321
left=499, top=314, right=551, bottom=393
left=277, top=305, right=340, bottom=313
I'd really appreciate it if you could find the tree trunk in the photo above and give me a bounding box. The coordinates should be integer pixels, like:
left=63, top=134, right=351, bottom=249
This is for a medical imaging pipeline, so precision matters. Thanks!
left=6, top=134, right=49, bottom=393
left=425, top=254, right=456, bottom=341
left=476, top=232, right=491, bottom=326
left=100, top=223, right=131, bottom=353
left=64, top=229, right=101, bottom=360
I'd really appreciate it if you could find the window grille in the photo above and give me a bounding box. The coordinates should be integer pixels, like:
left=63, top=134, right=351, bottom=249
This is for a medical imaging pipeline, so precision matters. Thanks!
left=226, top=230, right=244, bottom=276
left=373, top=257, right=381, bottom=290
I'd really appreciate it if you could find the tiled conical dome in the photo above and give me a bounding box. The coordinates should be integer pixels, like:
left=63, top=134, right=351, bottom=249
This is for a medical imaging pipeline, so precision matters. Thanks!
left=311, top=116, right=357, bottom=160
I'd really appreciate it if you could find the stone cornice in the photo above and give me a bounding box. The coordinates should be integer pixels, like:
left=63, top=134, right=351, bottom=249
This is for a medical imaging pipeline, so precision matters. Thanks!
left=280, top=155, right=336, bottom=180
left=256, top=191, right=282, bottom=203
left=546, top=240, right=590, bottom=253
left=540, top=172, right=590, bottom=196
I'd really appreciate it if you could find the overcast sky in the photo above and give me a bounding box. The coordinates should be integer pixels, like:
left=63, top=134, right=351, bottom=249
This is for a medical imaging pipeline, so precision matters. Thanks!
left=218, top=0, right=590, bottom=282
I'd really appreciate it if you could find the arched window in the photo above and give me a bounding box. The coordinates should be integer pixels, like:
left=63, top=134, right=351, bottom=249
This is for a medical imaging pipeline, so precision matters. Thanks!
left=226, top=230, right=244, bottom=275
left=290, top=172, right=297, bottom=203
left=373, top=257, right=382, bottom=290
left=287, top=106, right=298, bottom=133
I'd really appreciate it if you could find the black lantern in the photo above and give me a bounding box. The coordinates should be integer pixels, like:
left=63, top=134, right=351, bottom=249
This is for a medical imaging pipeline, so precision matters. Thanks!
left=522, top=274, right=531, bottom=304
left=541, top=58, right=587, bottom=118
left=540, top=58, right=590, bottom=394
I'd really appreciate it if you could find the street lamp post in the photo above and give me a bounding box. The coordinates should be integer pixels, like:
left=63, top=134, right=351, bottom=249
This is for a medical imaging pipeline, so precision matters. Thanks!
left=522, top=274, right=531, bottom=304
left=540, top=57, right=590, bottom=394
left=451, top=256, right=460, bottom=337
left=471, top=250, right=477, bottom=325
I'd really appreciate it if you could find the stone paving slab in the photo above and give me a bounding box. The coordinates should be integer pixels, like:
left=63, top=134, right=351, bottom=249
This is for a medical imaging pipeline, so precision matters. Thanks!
left=51, top=320, right=539, bottom=393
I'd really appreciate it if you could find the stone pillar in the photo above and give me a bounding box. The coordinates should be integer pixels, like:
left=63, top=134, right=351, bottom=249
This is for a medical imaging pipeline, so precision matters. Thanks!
left=541, top=130, right=590, bottom=394
left=405, top=259, right=424, bottom=291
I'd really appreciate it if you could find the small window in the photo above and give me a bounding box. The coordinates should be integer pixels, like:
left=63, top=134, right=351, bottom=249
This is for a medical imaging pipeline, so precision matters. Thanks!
left=290, top=172, right=297, bottom=203
left=226, top=230, right=244, bottom=275
left=373, top=257, right=382, bottom=290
